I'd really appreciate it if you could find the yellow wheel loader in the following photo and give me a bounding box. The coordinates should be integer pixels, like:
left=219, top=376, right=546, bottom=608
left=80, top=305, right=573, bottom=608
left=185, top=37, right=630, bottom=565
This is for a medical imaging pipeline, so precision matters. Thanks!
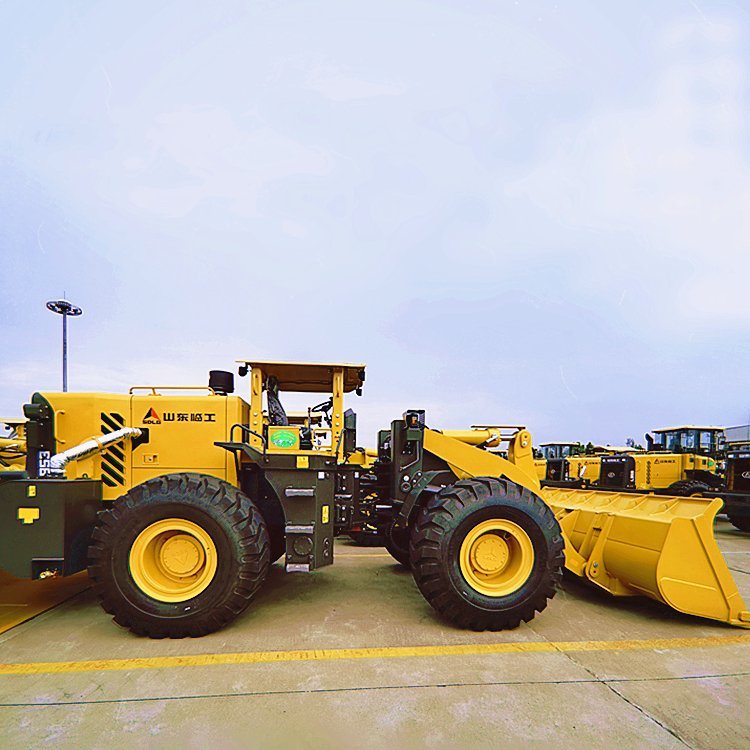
left=598, top=425, right=724, bottom=495
left=0, top=418, right=27, bottom=471
left=537, top=441, right=641, bottom=485
left=541, top=428, right=722, bottom=498
left=1, top=361, right=747, bottom=638
left=537, top=442, right=589, bottom=482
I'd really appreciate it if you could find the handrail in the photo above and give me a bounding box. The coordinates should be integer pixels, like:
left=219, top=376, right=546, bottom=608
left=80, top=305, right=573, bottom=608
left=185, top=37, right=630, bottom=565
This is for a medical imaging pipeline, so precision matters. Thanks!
left=129, top=386, right=217, bottom=395
left=229, top=423, right=267, bottom=450
left=470, top=424, right=526, bottom=440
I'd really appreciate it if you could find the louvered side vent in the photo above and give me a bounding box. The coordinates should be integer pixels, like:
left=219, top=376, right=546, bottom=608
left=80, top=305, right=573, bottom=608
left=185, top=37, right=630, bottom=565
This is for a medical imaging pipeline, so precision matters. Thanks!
left=101, top=412, right=126, bottom=487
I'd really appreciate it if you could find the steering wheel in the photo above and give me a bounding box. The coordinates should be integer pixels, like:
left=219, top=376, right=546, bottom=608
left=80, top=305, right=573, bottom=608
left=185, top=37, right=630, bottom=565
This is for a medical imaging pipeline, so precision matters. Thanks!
left=309, top=397, right=334, bottom=427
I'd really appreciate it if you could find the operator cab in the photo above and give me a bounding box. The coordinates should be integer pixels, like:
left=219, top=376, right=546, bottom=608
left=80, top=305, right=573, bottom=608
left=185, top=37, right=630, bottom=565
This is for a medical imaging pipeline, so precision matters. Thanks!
left=646, top=426, right=724, bottom=457
left=236, top=360, right=366, bottom=458
left=538, top=442, right=584, bottom=461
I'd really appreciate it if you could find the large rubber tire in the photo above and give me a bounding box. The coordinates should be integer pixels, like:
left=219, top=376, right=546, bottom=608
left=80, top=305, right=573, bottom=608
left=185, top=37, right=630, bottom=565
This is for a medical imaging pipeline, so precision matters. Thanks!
left=410, top=477, right=564, bottom=631
left=384, top=521, right=411, bottom=567
left=727, top=514, right=750, bottom=533
left=667, top=480, right=711, bottom=496
left=88, top=473, right=270, bottom=638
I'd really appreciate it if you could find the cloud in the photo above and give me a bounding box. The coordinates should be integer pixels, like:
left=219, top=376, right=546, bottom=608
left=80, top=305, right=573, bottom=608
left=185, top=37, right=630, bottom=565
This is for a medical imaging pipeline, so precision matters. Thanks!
left=305, top=66, right=403, bottom=102
left=125, top=107, right=333, bottom=218
left=1, top=4, right=748, bottom=444
left=508, top=18, right=750, bottom=324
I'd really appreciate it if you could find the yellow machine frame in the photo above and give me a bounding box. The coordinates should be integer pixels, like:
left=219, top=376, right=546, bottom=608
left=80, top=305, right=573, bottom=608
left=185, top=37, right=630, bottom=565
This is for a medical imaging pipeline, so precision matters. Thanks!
left=33, top=389, right=249, bottom=500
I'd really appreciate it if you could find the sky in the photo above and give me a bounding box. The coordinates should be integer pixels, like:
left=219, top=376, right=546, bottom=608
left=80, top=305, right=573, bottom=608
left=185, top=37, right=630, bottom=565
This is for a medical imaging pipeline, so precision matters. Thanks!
left=1, top=0, right=749, bottom=446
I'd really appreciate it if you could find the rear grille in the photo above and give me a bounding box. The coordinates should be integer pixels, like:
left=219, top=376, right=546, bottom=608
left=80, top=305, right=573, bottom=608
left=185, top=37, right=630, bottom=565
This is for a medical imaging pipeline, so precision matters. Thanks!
left=101, top=412, right=126, bottom=487
left=728, top=454, right=750, bottom=493
left=599, top=456, right=633, bottom=488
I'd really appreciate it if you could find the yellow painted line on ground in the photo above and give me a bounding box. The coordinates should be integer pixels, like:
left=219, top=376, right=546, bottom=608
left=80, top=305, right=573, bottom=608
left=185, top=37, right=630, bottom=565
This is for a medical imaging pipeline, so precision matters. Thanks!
left=1, top=634, right=748, bottom=676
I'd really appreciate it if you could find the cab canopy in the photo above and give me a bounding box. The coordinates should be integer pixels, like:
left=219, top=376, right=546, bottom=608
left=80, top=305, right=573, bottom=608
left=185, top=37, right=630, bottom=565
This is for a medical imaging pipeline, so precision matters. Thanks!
left=538, top=442, right=584, bottom=460
left=236, top=360, right=366, bottom=393
left=652, top=425, right=724, bottom=434
left=236, top=360, right=366, bottom=457
left=648, top=426, right=724, bottom=455
left=724, top=425, right=750, bottom=446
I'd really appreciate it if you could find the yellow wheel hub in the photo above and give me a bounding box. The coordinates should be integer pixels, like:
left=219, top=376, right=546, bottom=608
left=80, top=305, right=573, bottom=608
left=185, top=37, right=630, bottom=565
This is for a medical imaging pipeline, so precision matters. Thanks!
left=459, top=519, right=535, bottom=597
left=129, top=518, right=217, bottom=602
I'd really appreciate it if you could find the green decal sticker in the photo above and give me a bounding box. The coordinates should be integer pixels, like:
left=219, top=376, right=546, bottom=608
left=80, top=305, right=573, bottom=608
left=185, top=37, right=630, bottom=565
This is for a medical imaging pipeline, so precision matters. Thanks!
left=271, top=429, right=297, bottom=448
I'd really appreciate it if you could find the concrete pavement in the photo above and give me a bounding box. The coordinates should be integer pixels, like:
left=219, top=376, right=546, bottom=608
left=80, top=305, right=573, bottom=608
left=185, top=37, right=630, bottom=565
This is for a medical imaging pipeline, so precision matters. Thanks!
left=0, top=519, right=748, bottom=749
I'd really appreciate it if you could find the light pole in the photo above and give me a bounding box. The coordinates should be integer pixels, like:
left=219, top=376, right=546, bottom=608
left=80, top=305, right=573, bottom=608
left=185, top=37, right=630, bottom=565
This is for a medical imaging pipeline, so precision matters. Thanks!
left=46, top=299, right=83, bottom=392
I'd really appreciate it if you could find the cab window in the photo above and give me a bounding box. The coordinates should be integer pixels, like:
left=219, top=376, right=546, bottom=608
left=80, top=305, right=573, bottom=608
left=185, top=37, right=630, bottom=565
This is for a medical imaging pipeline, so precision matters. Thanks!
left=681, top=431, right=696, bottom=450
left=664, top=432, right=680, bottom=451
left=700, top=431, right=715, bottom=451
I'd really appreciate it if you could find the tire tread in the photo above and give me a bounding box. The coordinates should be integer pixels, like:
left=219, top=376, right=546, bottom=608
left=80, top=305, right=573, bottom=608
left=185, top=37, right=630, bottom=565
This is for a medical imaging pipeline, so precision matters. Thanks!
left=410, top=477, right=564, bottom=631
left=88, top=472, right=269, bottom=638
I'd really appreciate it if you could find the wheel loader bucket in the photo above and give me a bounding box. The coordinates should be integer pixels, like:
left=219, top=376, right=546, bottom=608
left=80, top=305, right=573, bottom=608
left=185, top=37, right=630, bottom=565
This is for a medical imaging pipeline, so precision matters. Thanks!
left=540, top=488, right=750, bottom=628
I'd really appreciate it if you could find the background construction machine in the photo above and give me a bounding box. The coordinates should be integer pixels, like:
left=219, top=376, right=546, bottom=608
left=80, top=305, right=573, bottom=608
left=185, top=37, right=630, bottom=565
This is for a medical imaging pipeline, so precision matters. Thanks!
left=534, top=427, right=750, bottom=535
left=596, top=450, right=721, bottom=495
left=715, top=425, right=750, bottom=532
left=638, top=425, right=725, bottom=494
left=536, top=442, right=586, bottom=482
left=541, top=426, right=722, bottom=497
left=0, top=418, right=26, bottom=471
left=537, top=441, right=639, bottom=484
left=0, top=360, right=747, bottom=638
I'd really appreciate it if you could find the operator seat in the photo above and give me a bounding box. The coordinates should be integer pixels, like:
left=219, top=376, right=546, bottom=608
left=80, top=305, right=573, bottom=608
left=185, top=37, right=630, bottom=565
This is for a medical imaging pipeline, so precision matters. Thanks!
left=266, top=377, right=289, bottom=426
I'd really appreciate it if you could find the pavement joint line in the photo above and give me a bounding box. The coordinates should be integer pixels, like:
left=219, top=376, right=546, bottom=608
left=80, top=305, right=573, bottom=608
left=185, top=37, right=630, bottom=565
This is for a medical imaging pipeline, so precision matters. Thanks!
left=540, top=628, right=695, bottom=747
left=1, top=671, right=750, bottom=708
left=336, top=553, right=392, bottom=558
left=0, top=634, right=748, bottom=676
